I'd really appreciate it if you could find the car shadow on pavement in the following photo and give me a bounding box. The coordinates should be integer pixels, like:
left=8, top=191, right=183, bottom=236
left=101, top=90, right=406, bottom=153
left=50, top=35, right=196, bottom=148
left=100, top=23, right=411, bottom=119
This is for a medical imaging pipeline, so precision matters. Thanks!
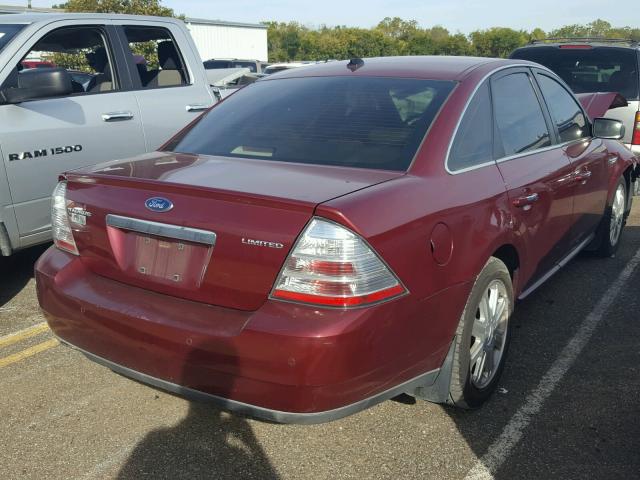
left=117, top=338, right=279, bottom=480
left=0, top=244, right=48, bottom=308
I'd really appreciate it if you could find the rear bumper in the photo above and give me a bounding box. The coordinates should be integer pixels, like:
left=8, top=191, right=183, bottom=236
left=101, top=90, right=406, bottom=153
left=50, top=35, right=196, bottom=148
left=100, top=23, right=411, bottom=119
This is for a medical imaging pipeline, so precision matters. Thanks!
left=36, top=247, right=467, bottom=423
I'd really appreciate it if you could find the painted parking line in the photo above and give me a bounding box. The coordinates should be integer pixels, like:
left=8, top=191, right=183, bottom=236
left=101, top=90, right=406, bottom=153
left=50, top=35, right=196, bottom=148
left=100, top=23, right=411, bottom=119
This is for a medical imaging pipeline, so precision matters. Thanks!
left=0, top=322, right=49, bottom=349
left=0, top=338, right=60, bottom=369
left=464, top=247, right=640, bottom=480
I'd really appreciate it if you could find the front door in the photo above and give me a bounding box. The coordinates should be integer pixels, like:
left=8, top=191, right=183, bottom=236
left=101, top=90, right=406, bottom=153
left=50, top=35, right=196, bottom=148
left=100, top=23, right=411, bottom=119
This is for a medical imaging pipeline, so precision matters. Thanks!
left=491, top=68, right=575, bottom=291
left=533, top=70, right=609, bottom=247
left=0, top=22, right=145, bottom=239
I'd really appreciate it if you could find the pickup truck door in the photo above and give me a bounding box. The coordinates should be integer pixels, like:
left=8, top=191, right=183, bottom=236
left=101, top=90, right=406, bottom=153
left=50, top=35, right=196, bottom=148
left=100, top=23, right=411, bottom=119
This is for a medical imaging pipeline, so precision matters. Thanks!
left=114, top=21, right=215, bottom=151
left=0, top=21, right=145, bottom=242
left=490, top=68, right=576, bottom=294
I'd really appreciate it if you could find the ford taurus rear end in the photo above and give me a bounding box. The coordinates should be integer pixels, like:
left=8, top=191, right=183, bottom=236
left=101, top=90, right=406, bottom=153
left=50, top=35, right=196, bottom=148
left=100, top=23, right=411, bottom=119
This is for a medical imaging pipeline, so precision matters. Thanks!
left=36, top=65, right=462, bottom=423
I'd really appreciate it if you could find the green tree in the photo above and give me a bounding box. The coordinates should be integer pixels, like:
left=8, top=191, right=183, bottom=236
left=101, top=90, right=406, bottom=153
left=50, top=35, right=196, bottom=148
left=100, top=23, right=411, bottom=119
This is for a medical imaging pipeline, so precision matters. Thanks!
left=53, top=0, right=174, bottom=16
left=470, top=27, right=528, bottom=57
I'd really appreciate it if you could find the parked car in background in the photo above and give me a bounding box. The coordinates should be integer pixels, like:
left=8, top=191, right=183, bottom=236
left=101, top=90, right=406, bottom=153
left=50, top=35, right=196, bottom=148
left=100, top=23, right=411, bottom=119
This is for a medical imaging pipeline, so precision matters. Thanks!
left=262, top=62, right=310, bottom=74
left=0, top=13, right=217, bottom=256
left=203, top=58, right=264, bottom=73
left=510, top=39, right=640, bottom=154
left=37, top=56, right=635, bottom=424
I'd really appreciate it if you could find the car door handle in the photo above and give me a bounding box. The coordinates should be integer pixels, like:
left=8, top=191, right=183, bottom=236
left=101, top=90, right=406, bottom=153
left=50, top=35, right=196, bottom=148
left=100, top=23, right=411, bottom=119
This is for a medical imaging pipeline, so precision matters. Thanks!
left=186, top=104, right=210, bottom=112
left=574, top=169, right=592, bottom=183
left=102, top=111, right=134, bottom=122
left=513, top=193, right=540, bottom=209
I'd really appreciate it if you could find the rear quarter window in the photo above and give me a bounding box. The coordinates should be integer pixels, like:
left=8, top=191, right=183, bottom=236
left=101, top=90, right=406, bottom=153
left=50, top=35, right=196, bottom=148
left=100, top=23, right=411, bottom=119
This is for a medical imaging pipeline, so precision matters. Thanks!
left=448, top=82, right=493, bottom=172
left=170, top=76, right=455, bottom=171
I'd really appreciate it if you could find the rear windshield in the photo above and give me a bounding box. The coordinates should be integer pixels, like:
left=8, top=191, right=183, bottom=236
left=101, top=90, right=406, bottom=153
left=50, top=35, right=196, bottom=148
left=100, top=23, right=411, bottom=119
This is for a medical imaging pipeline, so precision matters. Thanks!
left=0, top=24, right=25, bottom=52
left=204, top=60, right=232, bottom=69
left=171, top=76, right=455, bottom=171
left=511, top=46, right=640, bottom=100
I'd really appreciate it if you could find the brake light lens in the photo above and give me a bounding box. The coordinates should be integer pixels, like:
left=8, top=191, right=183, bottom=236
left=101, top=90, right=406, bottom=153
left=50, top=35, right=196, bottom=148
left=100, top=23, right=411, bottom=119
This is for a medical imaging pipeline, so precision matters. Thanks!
left=632, top=111, right=640, bottom=146
left=51, top=181, right=79, bottom=255
left=272, top=218, right=406, bottom=307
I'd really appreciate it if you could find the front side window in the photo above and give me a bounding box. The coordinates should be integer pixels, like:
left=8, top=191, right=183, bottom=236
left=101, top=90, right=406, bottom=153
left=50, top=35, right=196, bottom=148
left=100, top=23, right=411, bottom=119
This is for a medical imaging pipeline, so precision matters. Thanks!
left=170, top=76, right=455, bottom=171
left=492, top=72, right=551, bottom=157
left=448, top=82, right=493, bottom=171
left=536, top=74, right=589, bottom=143
left=0, top=24, right=25, bottom=52
left=5, top=26, right=116, bottom=95
left=123, top=26, right=189, bottom=89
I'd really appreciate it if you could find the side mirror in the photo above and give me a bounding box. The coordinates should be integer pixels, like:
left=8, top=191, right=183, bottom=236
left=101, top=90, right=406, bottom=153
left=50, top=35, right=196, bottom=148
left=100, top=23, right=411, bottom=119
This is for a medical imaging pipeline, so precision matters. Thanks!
left=592, top=117, right=626, bottom=140
left=0, top=68, right=73, bottom=104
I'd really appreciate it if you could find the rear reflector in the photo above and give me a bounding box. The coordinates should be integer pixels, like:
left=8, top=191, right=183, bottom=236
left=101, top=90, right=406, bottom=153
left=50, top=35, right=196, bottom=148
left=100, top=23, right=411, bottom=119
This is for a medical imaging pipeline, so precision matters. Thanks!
left=51, top=181, right=79, bottom=255
left=271, top=218, right=406, bottom=307
left=632, top=111, right=640, bottom=146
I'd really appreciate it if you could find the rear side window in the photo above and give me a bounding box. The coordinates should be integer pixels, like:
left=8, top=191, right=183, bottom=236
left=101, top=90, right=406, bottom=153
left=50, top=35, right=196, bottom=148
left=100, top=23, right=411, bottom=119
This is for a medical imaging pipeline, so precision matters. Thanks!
left=511, top=47, right=640, bottom=101
left=448, top=82, right=493, bottom=171
left=536, top=74, right=589, bottom=143
left=492, top=72, right=551, bottom=157
left=123, top=26, right=189, bottom=89
left=171, top=76, right=455, bottom=171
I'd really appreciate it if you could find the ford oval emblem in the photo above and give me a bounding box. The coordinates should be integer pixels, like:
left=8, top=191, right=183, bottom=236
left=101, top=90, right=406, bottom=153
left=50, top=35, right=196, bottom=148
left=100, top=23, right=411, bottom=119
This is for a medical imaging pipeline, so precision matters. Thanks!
left=145, top=197, right=173, bottom=212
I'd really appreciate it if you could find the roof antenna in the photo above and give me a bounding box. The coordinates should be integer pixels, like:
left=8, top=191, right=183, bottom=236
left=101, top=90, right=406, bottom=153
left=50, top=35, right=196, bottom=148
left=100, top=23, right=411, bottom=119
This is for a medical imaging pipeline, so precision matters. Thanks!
left=27, top=0, right=32, bottom=8
left=347, top=57, right=364, bottom=72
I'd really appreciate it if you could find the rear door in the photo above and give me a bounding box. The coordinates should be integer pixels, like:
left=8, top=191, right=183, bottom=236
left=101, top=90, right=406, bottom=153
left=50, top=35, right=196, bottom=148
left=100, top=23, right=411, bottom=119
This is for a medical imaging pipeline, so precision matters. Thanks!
left=533, top=70, right=609, bottom=246
left=491, top=68, right=576, bottom=291
left=114, top=20, right=215, bottom=151
left=0, top=20, right=145, bottom=241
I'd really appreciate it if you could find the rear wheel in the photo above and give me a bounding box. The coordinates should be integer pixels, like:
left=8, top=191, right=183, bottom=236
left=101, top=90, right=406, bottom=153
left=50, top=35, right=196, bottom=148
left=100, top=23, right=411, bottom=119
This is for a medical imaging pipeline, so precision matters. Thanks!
left=448, top=257, right=513, bottom=409
left=595, top=177, right=627, bottom=257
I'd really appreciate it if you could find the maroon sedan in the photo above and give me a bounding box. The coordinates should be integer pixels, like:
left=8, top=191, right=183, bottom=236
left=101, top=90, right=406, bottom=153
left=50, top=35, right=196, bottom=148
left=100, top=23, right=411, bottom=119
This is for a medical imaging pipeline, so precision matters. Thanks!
left=36, top=56, right=636, bottom=423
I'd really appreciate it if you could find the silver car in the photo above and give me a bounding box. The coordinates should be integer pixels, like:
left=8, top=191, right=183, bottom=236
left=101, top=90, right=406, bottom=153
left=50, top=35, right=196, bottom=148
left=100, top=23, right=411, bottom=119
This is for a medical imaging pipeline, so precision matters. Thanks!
left=510, top=39, right=640, bottom=154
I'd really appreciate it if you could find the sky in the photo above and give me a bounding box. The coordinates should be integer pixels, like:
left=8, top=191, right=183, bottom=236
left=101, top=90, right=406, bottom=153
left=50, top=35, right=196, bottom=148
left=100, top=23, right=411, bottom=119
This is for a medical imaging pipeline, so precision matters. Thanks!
left=4, top=0, right=638, bottom=33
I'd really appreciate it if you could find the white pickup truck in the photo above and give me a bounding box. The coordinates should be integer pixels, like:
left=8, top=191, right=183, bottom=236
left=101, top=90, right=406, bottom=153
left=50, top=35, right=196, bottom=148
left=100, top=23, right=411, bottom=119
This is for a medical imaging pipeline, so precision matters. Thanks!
left=0, top=13, right=217, bottom=256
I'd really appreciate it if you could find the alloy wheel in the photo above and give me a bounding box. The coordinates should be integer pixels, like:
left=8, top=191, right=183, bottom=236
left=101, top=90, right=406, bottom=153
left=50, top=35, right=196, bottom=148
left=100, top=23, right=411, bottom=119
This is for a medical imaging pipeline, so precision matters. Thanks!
left=610, top=183, right=626, bottom=246
left=469, top=279, right=509, bottom=389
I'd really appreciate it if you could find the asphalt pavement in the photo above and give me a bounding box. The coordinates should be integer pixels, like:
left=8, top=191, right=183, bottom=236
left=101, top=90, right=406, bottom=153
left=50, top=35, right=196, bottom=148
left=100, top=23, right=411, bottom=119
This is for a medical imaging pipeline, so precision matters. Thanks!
left=1, top=207, right=639, bottom=480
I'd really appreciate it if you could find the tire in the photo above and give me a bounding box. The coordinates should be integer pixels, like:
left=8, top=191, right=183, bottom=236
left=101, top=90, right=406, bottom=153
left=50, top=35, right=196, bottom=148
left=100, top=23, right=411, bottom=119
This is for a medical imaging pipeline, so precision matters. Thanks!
left=595, top=177, right=627, bottom=258
left=448, top=257, right=513, bottom=409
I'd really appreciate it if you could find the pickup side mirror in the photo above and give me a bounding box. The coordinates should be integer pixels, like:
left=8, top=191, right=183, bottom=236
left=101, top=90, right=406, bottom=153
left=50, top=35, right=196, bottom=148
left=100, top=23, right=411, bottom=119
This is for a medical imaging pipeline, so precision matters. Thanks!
left=592, top=117, right=626, bottom=140
left=0, top=68, right=73, bottom=104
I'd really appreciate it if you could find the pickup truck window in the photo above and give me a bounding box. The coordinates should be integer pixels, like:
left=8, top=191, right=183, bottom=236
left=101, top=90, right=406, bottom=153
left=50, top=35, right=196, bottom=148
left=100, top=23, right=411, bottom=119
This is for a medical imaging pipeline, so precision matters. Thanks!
left=170, top=76, right=455, bottom=171
left=123, top=26, right=189, bottom=89
left=0, top=24, right=25, bottom=52
left=5, top=26, right=117, bottom=95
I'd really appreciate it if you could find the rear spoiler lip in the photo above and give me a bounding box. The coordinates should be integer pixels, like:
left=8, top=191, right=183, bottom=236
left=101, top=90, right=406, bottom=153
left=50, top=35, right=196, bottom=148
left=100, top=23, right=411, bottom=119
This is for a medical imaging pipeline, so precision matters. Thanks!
left=575, top=92, right=629, bottom=119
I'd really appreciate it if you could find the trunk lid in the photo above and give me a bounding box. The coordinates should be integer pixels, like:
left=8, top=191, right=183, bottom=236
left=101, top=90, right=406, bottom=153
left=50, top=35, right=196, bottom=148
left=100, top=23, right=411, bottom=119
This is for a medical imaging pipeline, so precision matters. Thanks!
left=65, top=152, right=402, bottom=311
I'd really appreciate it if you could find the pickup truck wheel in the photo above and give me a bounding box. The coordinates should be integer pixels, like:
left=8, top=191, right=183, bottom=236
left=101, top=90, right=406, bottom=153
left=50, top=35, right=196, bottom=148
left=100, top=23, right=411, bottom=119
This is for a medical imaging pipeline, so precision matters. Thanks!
left=448, top=257, right=513, bottom=409
left=595, top=178, right=627, bottom=257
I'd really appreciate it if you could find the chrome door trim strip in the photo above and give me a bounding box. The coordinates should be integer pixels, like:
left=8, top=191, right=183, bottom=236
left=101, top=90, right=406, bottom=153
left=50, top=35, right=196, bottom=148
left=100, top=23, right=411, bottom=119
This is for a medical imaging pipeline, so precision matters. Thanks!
left=106, top=214, right=217, bottom=246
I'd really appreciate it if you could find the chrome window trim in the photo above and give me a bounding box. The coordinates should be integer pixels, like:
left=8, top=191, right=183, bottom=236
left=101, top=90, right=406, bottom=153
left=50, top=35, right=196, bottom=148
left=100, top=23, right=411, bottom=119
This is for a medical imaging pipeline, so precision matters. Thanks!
left=105, top=214, right=216, bottom=246
left=445, top=63, right=574, bottom=175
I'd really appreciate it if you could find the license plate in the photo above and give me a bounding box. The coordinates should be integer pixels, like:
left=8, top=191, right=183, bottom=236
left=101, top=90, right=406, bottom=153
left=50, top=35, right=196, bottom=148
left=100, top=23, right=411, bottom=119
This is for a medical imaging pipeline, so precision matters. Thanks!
left=128, top=234, right=211, bottom=288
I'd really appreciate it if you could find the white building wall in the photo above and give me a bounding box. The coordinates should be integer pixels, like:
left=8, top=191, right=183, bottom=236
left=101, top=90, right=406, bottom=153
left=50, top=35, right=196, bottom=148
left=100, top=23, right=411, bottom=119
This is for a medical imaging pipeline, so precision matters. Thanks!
left=186, top=23, right=268, bottom=62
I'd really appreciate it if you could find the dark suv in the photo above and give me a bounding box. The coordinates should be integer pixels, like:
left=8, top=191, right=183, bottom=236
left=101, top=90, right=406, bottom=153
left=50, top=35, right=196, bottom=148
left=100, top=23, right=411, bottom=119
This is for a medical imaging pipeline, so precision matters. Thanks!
left=511, top=39, right=640, bottom=154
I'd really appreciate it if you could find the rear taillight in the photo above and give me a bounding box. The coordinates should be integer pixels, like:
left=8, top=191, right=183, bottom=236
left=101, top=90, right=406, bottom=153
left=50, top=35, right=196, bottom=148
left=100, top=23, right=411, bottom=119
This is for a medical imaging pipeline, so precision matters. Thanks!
left=271, top=218, right=406, bottom=307
left=632, top=111, right=640, bottom=146
left=51, top=181, right=79, bottom=255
